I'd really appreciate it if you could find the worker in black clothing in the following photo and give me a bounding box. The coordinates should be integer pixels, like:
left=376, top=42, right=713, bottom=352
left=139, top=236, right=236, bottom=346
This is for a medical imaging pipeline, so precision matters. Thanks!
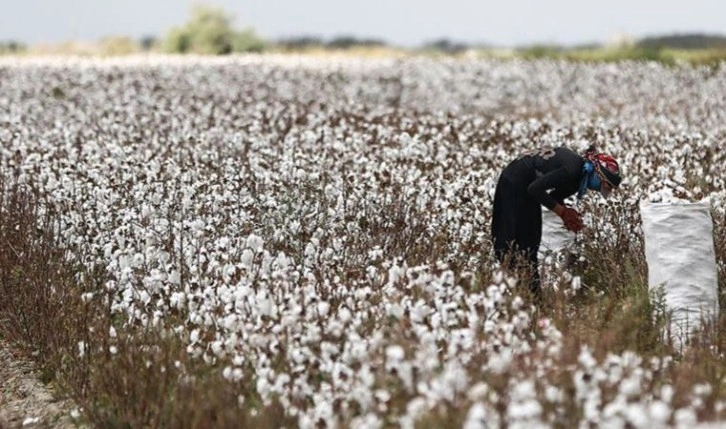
left=491, top=145, right=623, bottom=296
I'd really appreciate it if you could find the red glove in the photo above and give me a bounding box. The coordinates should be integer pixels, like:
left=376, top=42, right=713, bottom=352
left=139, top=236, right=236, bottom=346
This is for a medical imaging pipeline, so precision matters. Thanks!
left=553, top=204, right=584, bottom=233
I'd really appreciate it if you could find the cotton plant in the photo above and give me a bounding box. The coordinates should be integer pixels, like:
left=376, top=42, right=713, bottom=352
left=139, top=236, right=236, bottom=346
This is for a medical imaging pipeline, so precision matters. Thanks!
left=0, top=56, right=725, bottom=427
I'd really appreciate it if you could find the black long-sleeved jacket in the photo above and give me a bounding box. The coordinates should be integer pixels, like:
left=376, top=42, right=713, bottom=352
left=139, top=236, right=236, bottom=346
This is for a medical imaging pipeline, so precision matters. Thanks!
left=500, top=147, right=585, bottom=210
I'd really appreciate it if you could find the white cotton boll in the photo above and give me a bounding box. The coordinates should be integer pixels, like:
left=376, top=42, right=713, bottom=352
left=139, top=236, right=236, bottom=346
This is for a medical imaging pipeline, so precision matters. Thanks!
left=511, top=296, right=524, bottom=310
left=386, top=345, right=405, bottom=362
left=211, top=340, right=225, bottom=357
left=410, top=303, right=429, bottom=323
left=240, top=249, right=255, bottom=270
left=170, top=292, right=186, bottom=309
left=463, top=403, right=489, bottom=429
left=355, top=287, right=372, bottom=301
left=78, top=341, right=86, bottom=357
left=388, top=265, right=405, bottom=285
left=623, top=403, right=650, bottom=428
left=399, top=397, right=427, bottom=429
left=487, top=348, right=513, bottom=375
left=138, top=290, right=151, bottom=305
left=693, top=383, right=713, bottom=397
left=158, top=251, right=171, bottom=264
left=619, top=376, right=642, bottom=398
left=190, top=219, right=206, bottom=236
left=366, top=265, right=378, bottom=280
left=222, top=314, right=238, bottom=331
left=578, top=347, right=597, bottom=370
left=386, top=303, right=404, bottom=319
left=350, top=413, right=383, bottom=429
left=317, top=301, right=330, bottom=317
left=275, top=252, right=289, bottom=269
left=545, top=385, right=563, bottom=403
left=648, top=400, right=671, bottom=425
left=467, top=383, right=489, bottom=401
left=140, top=204, right=153, bottom=219
left=674, top=408, right=697, bottom=427
left=508, top=380, right=542, bottom=419
left=571, top=276, right=582, bottom=291
left=257, top=296, right=272, bottom=317
left=223, top=264, right=236, bottom=280
left=246, top=234, right=264, bottom=253
left=168, top=270, right=180, bottom=285
left=375, top=389, right=391, bottom=405
left=338, top=307, right=352, bottom=323
left=132, top=252, right=145, bottom=268
left=118, top=254, right=131, bottom=270
left=288, top=220, right=301, bottom=234
left=22, top=417, right=40, bottom=426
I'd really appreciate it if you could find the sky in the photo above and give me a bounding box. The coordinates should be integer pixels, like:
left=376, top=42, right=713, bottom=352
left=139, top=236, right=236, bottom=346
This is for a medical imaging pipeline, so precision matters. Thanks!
left=0, top=0, right=724, bottom=48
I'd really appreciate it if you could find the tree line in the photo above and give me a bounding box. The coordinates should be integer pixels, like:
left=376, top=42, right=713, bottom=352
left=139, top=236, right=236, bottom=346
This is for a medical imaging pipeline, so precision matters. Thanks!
left=2, top=5, right=726, bottom=56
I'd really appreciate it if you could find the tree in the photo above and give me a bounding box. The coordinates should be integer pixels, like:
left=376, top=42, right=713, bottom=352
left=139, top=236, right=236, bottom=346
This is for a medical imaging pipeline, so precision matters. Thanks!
left=140, top=35, right=158, bottom=51
left=0, top=40, right=26, bottom=54
left=422, top=38, right=469, bottom=54
left=325, top=36, right=386, bottom=49
left=162, top=5, right=266, bottom=54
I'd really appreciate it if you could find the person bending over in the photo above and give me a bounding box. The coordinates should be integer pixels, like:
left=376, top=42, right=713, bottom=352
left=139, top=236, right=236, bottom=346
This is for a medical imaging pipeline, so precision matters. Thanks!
left=491, top=145, right=622, bottom=296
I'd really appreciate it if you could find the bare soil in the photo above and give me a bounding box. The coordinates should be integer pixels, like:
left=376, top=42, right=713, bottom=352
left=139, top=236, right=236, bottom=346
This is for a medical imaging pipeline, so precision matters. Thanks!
left=0, top=342, right=79, bottom=429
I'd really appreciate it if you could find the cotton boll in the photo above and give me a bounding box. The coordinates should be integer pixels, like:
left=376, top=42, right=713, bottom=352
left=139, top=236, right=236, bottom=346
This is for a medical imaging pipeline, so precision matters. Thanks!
left=507, top=380, right=542, bottom=421
left=317, top=301, right=330, bottom=317
left=619, top=376, right=642, bottom=399
left=647, top=400, right=671, bottom=425
left=463, top=403, right=490, bottom=429
left=386, top=345, right=405, bottom=362
left=673, top=408, right=697, bottom=427
left=246, top=234, right=264, bottom=253
left=240, top=249, right=255, bottom=270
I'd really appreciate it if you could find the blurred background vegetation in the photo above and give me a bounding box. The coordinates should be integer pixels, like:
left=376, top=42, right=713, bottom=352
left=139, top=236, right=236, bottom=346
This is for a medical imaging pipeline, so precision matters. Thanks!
left=2, top=3, right=726, bottom=66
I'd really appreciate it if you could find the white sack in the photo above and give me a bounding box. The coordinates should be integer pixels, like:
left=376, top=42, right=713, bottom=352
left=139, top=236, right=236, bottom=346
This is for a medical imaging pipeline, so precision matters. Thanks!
left=539, top=209, right=575, bottom=260
left=640, top=201, right=719, bottom=347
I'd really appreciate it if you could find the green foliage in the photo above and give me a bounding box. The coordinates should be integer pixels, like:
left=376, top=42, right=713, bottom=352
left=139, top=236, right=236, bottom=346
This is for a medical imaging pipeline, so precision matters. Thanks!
left=421, top=38, right=470, bottom=54
left=233, top=29, right=266, bottom=53
left=0, top=40, right=26, bottom=55
left=276, top=36, right=324, bottom=51
left=162, top=5, right=266, bottom=55
left=139, top=35, right=159, bottom=51
left=518, top=44, right=564, bottom=59
left=325, top=35, right=386, bottom=49
left=638, top=33, right=726, bottom=50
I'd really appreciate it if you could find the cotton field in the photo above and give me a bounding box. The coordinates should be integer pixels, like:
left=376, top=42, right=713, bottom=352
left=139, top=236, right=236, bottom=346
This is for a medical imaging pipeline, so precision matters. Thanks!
left=1, top=55, right=725, bottom=428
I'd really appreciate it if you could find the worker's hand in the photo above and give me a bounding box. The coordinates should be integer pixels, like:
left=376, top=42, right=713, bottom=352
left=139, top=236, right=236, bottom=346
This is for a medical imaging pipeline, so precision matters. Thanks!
left=553, top=204, right=585, bottom=233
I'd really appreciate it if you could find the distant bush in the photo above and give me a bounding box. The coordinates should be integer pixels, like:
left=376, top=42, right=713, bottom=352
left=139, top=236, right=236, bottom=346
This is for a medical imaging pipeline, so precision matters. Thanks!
left=276, top=36, right=324, bottom=51
left=0, top=40, right=26, bottom=55
left=422, top=38, right=470, bottom=54
left=162, top=5, right=266, bottom=54
left=564, top=46, right=677, bottom=65
left=518, top=44, right=564, bottom=59
left=638, top=33, right=726, bottom=50
left=325, top=35, right=386, bottom=49
left=139, top=35, right=159, bottom=51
